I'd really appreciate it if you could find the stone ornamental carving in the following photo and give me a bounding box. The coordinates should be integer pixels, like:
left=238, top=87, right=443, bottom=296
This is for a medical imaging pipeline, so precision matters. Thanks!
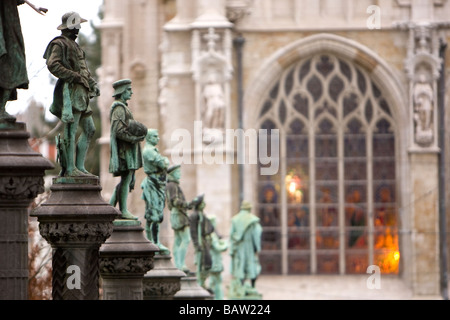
left=100, top=257, right=154, bottom=275
left=0, top=176, right=45, bottom=200
left=398, top=21, right=443, bottom=150
left=38, top=222, right=114, bottom=244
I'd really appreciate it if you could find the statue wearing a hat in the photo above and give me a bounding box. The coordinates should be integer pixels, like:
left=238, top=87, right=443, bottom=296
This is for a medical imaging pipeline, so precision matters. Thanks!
left=109, top=79, right=147, bottom=220
left=43, top=11, right=100, bottom=177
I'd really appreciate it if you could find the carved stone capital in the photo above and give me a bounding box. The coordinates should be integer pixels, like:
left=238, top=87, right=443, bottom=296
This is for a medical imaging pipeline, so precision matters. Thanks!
left=0, top=176, right=45, bottom=201
left=99, top=256, right=154, bottom=277
left=143, top=279, right=181, bottom=298
left=38, top=221, right=114, bottom=246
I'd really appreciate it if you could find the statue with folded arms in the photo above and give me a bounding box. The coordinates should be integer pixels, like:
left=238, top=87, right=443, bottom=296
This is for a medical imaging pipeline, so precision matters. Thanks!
left=109, top=79, right=147, bottom=220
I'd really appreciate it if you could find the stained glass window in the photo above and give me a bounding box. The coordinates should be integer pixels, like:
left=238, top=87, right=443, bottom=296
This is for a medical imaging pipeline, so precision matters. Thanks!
left=257, top=54, right=399, bottom=275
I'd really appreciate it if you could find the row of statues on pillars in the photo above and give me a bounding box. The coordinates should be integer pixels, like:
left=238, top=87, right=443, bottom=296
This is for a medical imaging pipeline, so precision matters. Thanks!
left=107, top=76, right=263, bottom=299
left=0, top=3, right=262, bottom=300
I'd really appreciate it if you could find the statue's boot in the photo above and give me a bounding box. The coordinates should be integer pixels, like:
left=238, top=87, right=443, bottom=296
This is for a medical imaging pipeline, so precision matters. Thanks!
left=120, top=210, right=139, bottom=220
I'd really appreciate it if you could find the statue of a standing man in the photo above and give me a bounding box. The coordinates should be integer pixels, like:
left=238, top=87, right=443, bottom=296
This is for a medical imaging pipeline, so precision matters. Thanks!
left=141, top=129, right=170, bottom=254
left=0, top=0, right=29, bottom=122
left=229, top=201, right=262, bottom=298
left=109, top=79, right=147, bottom=220
left=166, top=165, right=193, bottom=273
left=44, top=12, right=100, bottom=177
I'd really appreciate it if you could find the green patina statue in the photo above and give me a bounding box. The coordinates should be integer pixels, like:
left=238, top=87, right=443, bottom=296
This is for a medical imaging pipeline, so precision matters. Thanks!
left=141, top=128, right=170, bottom=254
left=165, top=165, right=193, bottom=273
left=190, top=194, right=215, bottom=289
left=0, top=0, right=29, bottom=122
left=109, top=79, right=147, bottom=220
left=44, top=12, right=99, bottom=177
left=229, top=200, right=263, bottom=299
left=208, top=214, right=228, bottom=300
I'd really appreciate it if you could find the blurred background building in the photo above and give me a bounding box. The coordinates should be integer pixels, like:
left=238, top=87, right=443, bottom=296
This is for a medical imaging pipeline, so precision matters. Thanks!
left=97, top=0, right=450, bottom=298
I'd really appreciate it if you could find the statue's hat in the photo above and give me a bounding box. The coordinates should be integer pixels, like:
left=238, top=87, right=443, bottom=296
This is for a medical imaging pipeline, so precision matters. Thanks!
left=57, top=12, right=87, bottom=30
left=240, top=200, right=252, bottom=211
left=112, top=79, right=132, bottom=97
left=191, top=194, right=205, bottom=208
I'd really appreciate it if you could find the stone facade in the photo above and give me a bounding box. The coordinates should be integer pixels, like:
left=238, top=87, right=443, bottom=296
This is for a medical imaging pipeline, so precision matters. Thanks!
left=99, top=0, right=450, bottom=297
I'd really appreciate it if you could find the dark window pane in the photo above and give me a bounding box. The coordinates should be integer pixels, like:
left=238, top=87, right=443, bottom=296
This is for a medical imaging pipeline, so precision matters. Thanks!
left=279, top=100, right=287, bottom=124
left=317, top=254, right=339, bottom=274
left=299, top=59, right=311, bottom=83
left=365, top=99, right=373, bottom=123
left=344, top=160, right=367, bottom=180
left=346, top=253, right=369, bottom=274
left=307, top=75, right=323, bottom=102
left=357, top=68, right=367, bottom=94
left=284, top=68, right=295, bottom=96
left=316, top=55, right=334, bottom=78
left=260, top=100, right=272, bottom=118
left=339, top=59, right=352, bottom=82
left=288, top=253, right=310, bottom=274
left=293, top=94, right=309, bottom=118
left=260, top=253, right=282, bottom=274
left=288, top=229, right=310, bottom=250
left=329, top=75, right=344, bottom=102
left=343, top=93, right=359, bottom=117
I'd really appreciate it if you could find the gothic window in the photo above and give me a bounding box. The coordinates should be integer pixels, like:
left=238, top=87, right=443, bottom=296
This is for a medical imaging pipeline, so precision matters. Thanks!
left=257, top=54, right=399, bottom=275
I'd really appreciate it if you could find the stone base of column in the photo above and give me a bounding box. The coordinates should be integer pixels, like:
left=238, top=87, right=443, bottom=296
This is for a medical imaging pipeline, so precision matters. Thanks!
left=143, top=254, right=186, bottom=300
left=173, top=273, right=214, bottom=300
left=32, top=176, right=120, bottom=300
left=0, top=121, right=54, bottom=300
left=99, top=220, right=159, bottom=300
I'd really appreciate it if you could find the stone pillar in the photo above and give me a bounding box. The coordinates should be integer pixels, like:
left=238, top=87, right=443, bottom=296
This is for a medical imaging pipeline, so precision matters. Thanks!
left=99, top=220, right=159, bottom=300
left=410, top=153, right=440, bottom=296
left=143, top=254, right=186, bottom=300
left=0, top=122, right=54, bottom=300
left=31, top=177, right=120, bottom=300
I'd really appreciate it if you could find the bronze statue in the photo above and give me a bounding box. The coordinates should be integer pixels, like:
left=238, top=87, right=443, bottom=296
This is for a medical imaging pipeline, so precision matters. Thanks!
left=0, top=0, right=29, bottom=122
left=44, top=12, right=99, bottom=177
left=166, top=165, right=193, bottom=272
left=229, top=200, right=262, bottom=298
left=190, top=194, right=215, bottom=289
left=109, top=79, right=147, bottom=220
left=141, top=129, right=170, bottom=254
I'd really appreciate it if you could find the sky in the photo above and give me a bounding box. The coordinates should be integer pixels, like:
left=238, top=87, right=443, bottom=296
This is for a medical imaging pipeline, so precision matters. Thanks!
left=7, top=0, right=104, bottom=117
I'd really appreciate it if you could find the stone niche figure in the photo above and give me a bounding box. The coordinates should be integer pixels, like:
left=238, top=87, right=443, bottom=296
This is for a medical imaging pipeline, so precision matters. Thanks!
left=189, top=194, right=215, bottom=290
left=109, top=79, right=147, bottom=220
left=44, top=12, right=100, bottom=177
left=141, top=128, right=170, bottom=254
left=208, top=214, right=228, bottom=300
left=0, top=0, right=29, bottom=122
left=229, top=200, right=263, bottom=299
left=202, top=73, right=226, bottom=131
left=413, top=66, right=434, bottom=145
left=165, top=165, right=193, bottom=273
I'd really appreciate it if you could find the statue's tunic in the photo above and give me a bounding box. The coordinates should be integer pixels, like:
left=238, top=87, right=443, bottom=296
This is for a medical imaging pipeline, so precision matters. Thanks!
left=44, top=35, right=97, bottom=121
left=229, top=209, right=262, bottom=280
left=141, top=145, right=168, bottom=223
left=166, top=179, right=190, bottom=231
left=109, top=101, right=143, bottom=175
left=0, top=0, right=28, bottom=97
